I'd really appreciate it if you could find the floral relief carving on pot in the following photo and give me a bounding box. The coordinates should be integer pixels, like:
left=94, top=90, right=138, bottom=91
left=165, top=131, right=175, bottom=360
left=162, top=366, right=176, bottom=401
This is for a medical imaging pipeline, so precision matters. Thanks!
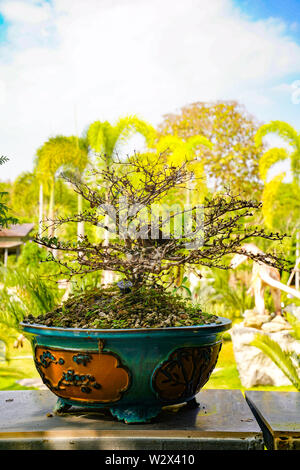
left=151, top=343, right=222, bottom=402
left=34, top=344, right=131, bottom=404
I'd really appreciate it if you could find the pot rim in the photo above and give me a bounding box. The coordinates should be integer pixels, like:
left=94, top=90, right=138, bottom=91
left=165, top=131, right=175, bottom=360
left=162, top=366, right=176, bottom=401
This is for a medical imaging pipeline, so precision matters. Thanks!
left=19, top=316, right=231, bottom=336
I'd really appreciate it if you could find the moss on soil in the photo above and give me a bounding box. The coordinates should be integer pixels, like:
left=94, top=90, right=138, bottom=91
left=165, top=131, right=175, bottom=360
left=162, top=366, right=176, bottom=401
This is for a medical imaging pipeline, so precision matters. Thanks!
left=22, top=283, right=219, bottom=329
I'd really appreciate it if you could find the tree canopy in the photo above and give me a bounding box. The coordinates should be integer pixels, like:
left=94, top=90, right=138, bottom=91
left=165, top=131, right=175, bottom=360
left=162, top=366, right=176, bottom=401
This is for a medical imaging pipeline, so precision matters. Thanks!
left=158, top=101, right=264, bottom=195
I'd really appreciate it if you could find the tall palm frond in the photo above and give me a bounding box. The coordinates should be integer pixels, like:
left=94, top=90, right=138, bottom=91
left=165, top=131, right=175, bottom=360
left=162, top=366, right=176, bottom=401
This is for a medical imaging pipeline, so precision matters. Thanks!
left=261, top=173, right=286, bottom=229
left=35, top=135, right=90, bottom=238
left=86, top=115, right=156, bottom=284
left=255, top=120, right=300, bottom=265
left=255, top=120, right=300, bottom=184
left=258, top=148, right=289, bottom=182
left=11, top=172, right=40, bottom=220
left=255, top=121, right=300, bottom=152
left=87, top=115, right=156, bottom=159
left=155, top=134, right=213, bottom=199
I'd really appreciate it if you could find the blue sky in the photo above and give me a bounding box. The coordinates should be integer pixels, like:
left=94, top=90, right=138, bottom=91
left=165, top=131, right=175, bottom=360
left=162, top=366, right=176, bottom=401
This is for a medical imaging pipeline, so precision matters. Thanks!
left=0, top=14, right=7, bottom=42
left=234, top=0, right=300, bottom=118
left=0, top=0, right=299, bottom=181
left=235, top=0, right=300, bottom=42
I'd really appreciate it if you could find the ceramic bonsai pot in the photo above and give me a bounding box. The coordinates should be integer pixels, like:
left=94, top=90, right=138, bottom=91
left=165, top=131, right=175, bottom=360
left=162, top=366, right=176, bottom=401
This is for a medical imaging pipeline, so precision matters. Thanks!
left=20, top=317, right=231, bottom=423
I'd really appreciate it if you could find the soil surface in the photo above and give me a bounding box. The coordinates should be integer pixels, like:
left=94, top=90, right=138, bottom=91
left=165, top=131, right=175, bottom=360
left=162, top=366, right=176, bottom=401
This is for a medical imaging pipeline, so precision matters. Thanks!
left=22, top=283, right=221, bottom=329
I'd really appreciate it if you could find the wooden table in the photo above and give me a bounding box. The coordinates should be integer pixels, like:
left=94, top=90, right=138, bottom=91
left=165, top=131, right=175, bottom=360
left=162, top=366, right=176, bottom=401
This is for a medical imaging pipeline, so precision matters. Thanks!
left=0, top=389, right=264, bottom=450
left=245, top=391, right=300, bottom=450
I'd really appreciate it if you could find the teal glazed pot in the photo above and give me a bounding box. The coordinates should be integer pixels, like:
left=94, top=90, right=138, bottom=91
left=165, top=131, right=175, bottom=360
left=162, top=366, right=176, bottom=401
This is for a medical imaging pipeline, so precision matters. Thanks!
left=20, top=318, right=231, bottom=423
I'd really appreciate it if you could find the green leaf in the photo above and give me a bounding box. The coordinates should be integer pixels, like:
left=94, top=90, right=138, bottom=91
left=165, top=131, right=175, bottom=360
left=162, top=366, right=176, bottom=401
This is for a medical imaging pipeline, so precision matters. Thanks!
left=251, top=333, right=300, bottom=391
left=285, top=312, right=300, bottom=341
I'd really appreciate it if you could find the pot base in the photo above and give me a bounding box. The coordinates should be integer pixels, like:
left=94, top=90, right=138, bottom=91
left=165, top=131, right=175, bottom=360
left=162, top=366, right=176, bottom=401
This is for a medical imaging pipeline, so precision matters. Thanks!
left=53, top=397, right=162, bottom=423
left=53, top=397, right=201, bottom=423
left=53, top=397, right=72, bottom=414
left=109, top=405, right=163, bottom=423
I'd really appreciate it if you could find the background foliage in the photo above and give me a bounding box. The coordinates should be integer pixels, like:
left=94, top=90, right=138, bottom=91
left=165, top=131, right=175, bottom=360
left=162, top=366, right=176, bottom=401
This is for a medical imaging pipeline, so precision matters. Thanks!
left=0, top=104, right=299, bottom=391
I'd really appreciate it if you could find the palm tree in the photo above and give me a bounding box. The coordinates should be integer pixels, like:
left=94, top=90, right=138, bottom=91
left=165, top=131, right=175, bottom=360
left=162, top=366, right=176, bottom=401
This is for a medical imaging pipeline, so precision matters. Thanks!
left=154, top=134, right=213, bottom=288
left=35, top=135, right=89, bottom=239
left=87, top=115, right=156, bottom=160
left=87, top=115, right=156, bottom=284
left=255, top=121, right=300, bottom=288
left=58, top=135, right=89, bottom=239
left=11, top=172, right=40, bottom=222
left=255, top=121, right=300, bottom=224
left=155, top=134, right=213, bottom=203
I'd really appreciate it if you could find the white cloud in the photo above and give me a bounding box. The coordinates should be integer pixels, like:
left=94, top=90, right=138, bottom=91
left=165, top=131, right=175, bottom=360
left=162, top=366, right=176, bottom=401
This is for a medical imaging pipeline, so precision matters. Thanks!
left=0, top=0, right=300, bottom=180
left=272, top=83, right=294, bottom=94
left=1, top=0, right=51, bottom=24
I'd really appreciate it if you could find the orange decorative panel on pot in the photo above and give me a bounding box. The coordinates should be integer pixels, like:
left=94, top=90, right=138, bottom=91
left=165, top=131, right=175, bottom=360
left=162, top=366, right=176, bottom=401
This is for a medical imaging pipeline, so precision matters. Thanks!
left=34, top=345, right=131, bottom=404
left=152, top=343, right=222, bottom=402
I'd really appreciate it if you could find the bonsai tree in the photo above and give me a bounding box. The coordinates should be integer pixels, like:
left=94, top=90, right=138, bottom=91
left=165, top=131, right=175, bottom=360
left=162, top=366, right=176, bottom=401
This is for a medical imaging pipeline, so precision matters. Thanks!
left=24, top=152, right=288, bottom=330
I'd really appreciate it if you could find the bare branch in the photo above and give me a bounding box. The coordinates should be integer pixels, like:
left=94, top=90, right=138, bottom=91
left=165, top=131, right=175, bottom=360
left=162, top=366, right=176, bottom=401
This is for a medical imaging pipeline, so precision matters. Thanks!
left=34, top=152, right=289, bottom=286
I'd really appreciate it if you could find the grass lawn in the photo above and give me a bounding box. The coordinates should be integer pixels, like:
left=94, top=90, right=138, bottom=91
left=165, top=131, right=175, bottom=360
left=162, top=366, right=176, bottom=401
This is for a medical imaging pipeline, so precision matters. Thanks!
left=0, top=336, right=40, bottom=391
left=0, top=335, right=297, bottom=393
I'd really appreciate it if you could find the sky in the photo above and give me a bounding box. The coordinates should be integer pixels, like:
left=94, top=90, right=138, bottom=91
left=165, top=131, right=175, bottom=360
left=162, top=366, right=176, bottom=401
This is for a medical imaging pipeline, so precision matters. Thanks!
left=0, top=0, right=299, bottom=181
